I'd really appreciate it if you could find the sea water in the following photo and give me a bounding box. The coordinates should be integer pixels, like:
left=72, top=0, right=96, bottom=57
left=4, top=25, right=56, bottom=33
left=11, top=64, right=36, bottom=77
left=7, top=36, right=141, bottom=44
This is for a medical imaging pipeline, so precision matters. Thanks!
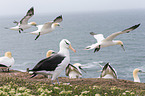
left=0, top=9, right=145, bottom=82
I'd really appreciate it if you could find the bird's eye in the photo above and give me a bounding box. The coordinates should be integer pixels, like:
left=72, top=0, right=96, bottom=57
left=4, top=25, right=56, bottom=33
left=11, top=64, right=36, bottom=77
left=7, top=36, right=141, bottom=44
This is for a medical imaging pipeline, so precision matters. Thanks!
left=86, top=47, right=91, bottom=49
left=52, top=52, right=55, bottom=54
left=65, top=41, right=69, bottom=45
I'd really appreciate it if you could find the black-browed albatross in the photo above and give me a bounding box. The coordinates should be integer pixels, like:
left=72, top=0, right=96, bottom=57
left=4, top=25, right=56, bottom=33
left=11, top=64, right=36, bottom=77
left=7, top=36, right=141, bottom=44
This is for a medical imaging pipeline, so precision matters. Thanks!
left=28, top=39, right=76, bottom=84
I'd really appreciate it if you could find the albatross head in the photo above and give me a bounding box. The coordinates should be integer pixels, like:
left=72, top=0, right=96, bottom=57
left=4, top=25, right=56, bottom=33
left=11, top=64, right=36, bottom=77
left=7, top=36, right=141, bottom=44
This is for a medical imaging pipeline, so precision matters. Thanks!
left=29, top=22, right=37, bottom=26
left=60, top=39, right=76, bottom=53
left=5, top=51, right=12, bottom=58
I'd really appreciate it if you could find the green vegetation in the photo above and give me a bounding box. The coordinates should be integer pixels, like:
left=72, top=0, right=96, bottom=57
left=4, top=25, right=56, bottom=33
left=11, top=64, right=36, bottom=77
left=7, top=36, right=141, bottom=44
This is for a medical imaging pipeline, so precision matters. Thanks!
left=0, top=75, right=145, bottom=96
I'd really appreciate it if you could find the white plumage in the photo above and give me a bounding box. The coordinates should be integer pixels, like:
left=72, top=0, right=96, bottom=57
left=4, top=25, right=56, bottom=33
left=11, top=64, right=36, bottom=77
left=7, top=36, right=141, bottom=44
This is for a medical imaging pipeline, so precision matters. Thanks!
left=30, top=15, right=63, bottom=40
left=85, top=24, right=140, bottom=52
left=133, top=68, right=145, bottom=83
left=7, top=7, right=36, bottom=33
left=29, top=39, right=76, bottom=84
left=65, top=63, right=85, bottom=78
left=100, top=63, right=117, bottom=79
left=0, top=52, right=15, bottom=71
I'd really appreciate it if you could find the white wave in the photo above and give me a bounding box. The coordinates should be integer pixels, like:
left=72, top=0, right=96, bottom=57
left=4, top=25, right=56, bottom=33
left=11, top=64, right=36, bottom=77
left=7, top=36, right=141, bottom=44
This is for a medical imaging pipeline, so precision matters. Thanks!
left=82, top=61, right=105, bottom=69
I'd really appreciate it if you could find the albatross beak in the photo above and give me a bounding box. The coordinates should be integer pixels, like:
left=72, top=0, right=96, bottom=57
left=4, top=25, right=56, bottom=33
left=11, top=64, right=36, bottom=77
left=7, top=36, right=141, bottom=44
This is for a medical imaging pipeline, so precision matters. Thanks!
left=121, top=45, right=125, bottom=51
left=69, top=44, right=76, bottom=53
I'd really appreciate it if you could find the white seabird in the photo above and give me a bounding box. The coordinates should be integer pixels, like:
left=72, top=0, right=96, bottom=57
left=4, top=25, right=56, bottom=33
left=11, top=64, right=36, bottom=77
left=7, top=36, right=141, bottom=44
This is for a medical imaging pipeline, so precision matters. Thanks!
left=65, top=63, right=86, bottom=78
left=28, top=39, right=76, bottom=84
left=100, top=63, right=117, bottom=79
left=0, top=52, right=15, bottom=72
left=133, top=68, right=145, bottom=83
left=85, top=24, right=140, bottom=52
left=30, top=15, right=63, bottom=40
left=6, top=7, right=36, bottom=33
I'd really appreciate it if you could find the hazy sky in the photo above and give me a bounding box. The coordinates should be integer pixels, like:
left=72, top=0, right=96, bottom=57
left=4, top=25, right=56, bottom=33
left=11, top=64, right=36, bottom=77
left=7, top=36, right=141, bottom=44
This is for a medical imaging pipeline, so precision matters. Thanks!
left=0, top=0, right=145, bottom=16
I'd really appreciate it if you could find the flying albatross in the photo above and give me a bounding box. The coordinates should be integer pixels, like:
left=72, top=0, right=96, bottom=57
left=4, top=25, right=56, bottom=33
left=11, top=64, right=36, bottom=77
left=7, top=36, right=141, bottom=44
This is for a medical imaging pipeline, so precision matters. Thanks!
left=133, top=68, right=145, bottom=83
left=6, top=7, right=36, bottom=33
left=100, top=63, right=117, bottom=79
left=29, top=15, right=63, bottom=40
left=28, top=39, right=76, bottom=84
left=65, top=63, right=86, bottom=78
left=0, top=52, right=15, bottom=72
left=85, top=24, right=140, bottom=52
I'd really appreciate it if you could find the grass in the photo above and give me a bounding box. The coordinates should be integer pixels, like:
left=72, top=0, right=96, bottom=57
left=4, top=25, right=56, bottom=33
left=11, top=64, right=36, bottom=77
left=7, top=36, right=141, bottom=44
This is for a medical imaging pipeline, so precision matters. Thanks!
left=0, top=72, right=145, bottom=96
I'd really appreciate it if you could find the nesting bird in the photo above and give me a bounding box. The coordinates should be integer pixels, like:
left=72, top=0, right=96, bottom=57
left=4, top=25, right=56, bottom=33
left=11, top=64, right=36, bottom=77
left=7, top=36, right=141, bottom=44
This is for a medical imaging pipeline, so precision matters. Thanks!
left=0, top=52, right=15, bottom=72
left=28, top=39, right=76, bottom=84
left=6, top=7, right=36, bottom=33
left=85, top=24, right=140, bottom=52
left=65, top=63, right=86, bottom=78
left=133, top=68, right=145, bottom=83
left=30, top=15, right=63, bottom=40
left=100, top=63, right=117, bottom=79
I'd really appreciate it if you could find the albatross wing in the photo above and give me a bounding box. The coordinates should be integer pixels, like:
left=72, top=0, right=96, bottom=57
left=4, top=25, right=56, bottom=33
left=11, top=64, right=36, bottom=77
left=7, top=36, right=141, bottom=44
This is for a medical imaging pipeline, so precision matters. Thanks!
left=31, top=54, right=65, bottom=71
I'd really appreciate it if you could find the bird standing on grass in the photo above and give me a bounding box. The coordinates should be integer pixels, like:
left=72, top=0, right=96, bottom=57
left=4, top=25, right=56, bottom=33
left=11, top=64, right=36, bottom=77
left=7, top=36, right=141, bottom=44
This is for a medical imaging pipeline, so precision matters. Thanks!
left=100, top=63, right=117, bottom=79
left=28, top=39, right=76, bottom=84
left=0, top=52, right=15, bottom=72
left=65, top=63, right=86, bottom=78
left=133, top=68, right=145, bottom=83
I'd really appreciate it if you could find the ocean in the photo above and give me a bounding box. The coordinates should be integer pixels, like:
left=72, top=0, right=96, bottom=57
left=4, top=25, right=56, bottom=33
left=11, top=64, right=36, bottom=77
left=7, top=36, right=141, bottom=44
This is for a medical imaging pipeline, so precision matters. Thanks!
left=0, top=9, right=145, bottom=82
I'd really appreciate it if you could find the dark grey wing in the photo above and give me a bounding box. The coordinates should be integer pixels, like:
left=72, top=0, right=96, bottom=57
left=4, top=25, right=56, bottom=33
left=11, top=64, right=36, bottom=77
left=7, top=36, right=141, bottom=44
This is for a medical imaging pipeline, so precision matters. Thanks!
left=31, top=54, right=65, bottom=71
left=20, top=7, right=34, bottom=25
left=65, top=64, right=72, bottom=76
left=53, top=15, right=63, bottom=23
left=65, top=64, right=82, bottom=76
left=0, top=64, right=8, bottom=67
left=108, top=64, right=117, bottom=79
left=100, top=63, right=108, bottom=78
